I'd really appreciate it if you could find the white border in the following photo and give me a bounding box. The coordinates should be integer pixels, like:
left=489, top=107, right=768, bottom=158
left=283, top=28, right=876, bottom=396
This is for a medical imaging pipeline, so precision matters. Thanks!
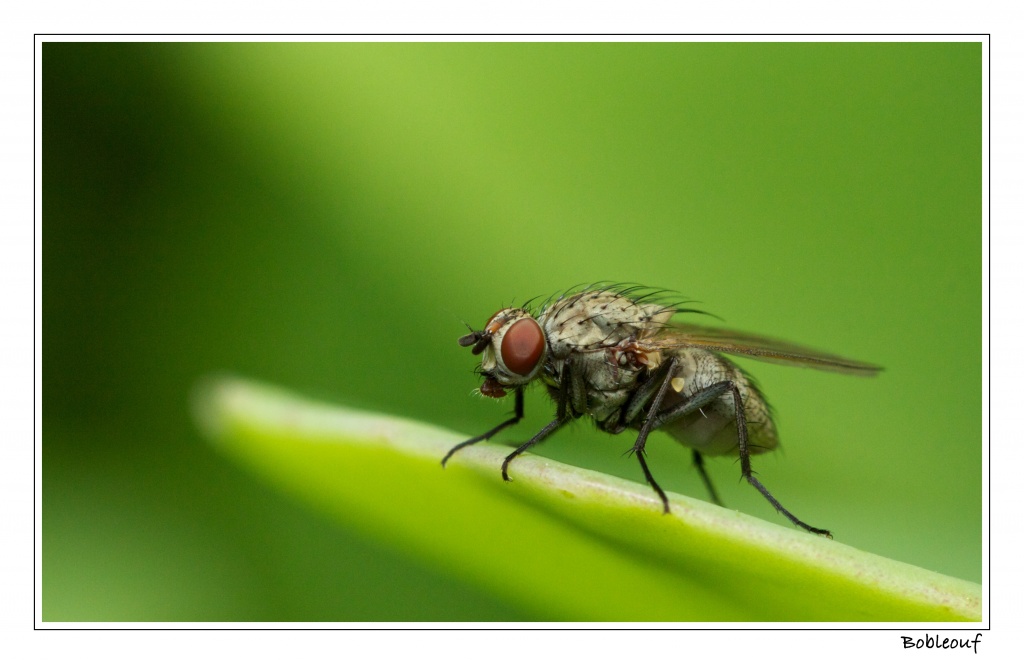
left=26, top=30, right=993, bottom=658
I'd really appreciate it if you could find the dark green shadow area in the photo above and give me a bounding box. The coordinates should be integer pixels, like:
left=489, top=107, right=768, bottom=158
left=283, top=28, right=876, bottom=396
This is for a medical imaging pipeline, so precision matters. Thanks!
left=43, top=43, right=525, bottom=621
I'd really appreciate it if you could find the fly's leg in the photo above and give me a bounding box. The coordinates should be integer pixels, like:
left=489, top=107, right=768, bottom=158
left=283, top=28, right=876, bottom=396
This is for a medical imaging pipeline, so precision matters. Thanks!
left=625, top=365, right=727, bottom=507
left=622, top=358, right=677, bottom=426
left=626, top=357, right=682, bottom=514
left=501, top=416, right=569, bottom=481
left=501, top=356, right=581, bottom=481
left=441, top=389, right=524, bottom=467
left=651, top=381, right=832, bottom=537
left=567, top=359, right=588, bottom=417
left=691, top=451, right=723, bottom=507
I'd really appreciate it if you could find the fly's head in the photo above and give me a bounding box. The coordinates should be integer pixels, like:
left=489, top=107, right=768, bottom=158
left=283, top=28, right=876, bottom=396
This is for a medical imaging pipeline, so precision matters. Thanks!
left=459, top=308, right=547, bottom=399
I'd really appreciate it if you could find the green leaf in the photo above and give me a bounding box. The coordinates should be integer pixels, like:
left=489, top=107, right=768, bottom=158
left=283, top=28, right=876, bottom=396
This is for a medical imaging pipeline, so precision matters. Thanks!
left=192, top=376, right=981, bottom=622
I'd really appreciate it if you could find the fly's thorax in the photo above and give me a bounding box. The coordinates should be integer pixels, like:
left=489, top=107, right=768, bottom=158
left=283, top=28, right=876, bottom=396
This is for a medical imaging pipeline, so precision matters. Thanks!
left=474, top=308, right=548, bottom=394
left=541, top=353, right=638, bottom=423
left=541, top=336, right=658, bottom=424
left=538, top=290, right=674, bottom=359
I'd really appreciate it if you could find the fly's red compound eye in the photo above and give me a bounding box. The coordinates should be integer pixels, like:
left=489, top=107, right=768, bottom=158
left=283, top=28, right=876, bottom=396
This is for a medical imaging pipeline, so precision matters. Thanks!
left=500, top=318, right=545, bottom=376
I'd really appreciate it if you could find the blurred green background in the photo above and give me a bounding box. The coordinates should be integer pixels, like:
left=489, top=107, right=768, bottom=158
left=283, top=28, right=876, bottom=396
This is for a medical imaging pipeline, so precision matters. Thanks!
left=43, top=41, right=981, bottom=621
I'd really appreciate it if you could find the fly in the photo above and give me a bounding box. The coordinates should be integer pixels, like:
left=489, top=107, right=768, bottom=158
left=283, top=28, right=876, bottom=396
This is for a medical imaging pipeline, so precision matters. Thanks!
left=442, top=285, right=882, bottom=537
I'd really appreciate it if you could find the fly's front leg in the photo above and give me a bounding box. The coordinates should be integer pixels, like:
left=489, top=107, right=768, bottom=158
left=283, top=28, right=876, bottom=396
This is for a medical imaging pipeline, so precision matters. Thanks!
left=652, top=381, right=832, bottom=537
left=564, top=353, right=588, bottom=418
left=502, top=358, right=579, bottom=481
left=442, top=389, right=524, bottom=467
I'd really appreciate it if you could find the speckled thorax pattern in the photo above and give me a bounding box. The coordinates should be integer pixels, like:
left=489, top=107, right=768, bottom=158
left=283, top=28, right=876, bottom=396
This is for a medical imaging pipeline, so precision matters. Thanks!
left=535, top=289, right=776, bottom=454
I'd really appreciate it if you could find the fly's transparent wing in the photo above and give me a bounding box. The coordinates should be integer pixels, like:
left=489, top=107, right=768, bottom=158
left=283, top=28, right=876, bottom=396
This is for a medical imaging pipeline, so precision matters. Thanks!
left=644, top=322, right=883, bottom=376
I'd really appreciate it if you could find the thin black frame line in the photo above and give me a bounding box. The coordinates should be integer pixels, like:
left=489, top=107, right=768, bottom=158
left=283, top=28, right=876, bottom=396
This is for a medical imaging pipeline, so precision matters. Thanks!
left=34, top=33, right=990, bottom=37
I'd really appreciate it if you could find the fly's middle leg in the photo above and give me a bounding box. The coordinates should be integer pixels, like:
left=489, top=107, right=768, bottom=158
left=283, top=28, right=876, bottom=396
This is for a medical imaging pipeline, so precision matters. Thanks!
left=692, top=450, right=723, bottom=507
left=623, top=361, right=726, bottom=507
left=622, top=357, right=683, bottom=513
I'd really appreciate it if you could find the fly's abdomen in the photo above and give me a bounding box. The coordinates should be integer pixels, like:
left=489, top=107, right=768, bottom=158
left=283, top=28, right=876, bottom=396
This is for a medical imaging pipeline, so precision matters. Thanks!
left=657, top=349, right=779, bottom=456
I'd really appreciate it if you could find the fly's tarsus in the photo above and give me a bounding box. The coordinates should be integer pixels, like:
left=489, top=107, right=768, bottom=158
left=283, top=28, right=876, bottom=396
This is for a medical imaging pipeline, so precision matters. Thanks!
left=633, top=374, right=831, bottom=535
left=692, top=450, right=723, bottom=507
left=635, top=448, right=670, bottom=514
left=500, top=416, right=568, bottom=481
left=725, top=381, right=831, bottom=537
left=441, top=389, right=524, bottom=467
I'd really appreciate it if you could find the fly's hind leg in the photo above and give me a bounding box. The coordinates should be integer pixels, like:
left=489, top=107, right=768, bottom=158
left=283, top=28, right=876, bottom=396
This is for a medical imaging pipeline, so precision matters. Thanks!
left=651, top=381, right=832, bottom=537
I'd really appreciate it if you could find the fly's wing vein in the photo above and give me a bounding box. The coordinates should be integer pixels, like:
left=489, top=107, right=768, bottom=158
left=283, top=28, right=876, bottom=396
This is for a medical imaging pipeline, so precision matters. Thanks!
left=643, top=322, right=882, bottom=376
